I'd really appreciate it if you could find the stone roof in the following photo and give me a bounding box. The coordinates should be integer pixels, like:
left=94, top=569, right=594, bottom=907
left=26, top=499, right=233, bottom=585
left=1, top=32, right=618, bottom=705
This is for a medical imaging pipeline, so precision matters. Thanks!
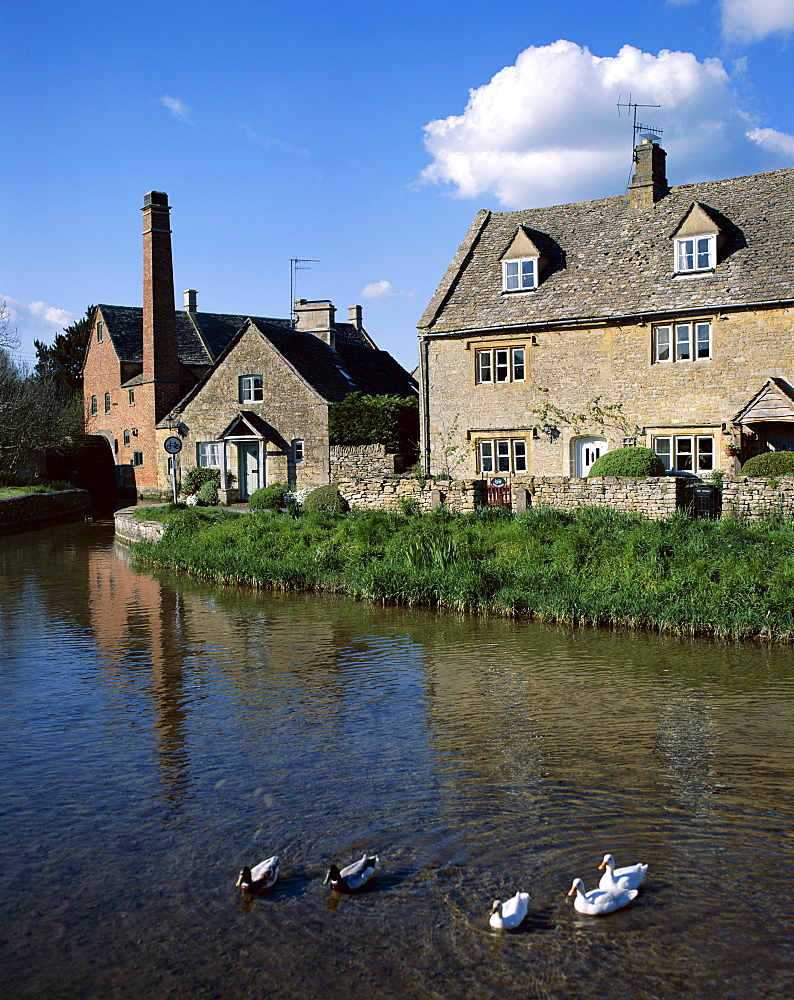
left=419, top=164, right=794, bottom=334
left=96, top=305, right=287, bottom=364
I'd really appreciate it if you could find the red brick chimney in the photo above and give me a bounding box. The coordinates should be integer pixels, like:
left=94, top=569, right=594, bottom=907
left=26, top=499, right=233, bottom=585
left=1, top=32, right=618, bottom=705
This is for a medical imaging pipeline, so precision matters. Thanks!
left=141, top=191, right=180, bottom=419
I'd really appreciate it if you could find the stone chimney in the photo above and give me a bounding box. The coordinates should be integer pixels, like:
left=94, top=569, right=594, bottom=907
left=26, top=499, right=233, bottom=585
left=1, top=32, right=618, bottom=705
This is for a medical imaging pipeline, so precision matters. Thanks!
left=183, top=289, right=197, bottom=312
left=141, top=191, right=180, bottom=419
left=294, top=299, right=336, bottom=350
left=628, top=138, right=668, bottom=209
left=348, top=304, right=363, bottom=330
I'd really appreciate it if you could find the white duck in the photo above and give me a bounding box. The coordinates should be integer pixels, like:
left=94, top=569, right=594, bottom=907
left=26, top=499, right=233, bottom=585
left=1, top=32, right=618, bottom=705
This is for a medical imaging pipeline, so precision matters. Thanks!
left=323, top=853, right=379, bottom=892
left=236, top=854, right=280, bottom=893
left=568, top=877, right=637, bottom=916
left=489, top=891, right=530, bottom=930
left=598, top=853, right=648, bottom=892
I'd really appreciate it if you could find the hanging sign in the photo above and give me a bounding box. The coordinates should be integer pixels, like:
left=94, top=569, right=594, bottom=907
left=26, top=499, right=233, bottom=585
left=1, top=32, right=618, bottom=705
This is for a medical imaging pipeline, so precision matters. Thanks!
left=491, top=477, right=506, bottom=487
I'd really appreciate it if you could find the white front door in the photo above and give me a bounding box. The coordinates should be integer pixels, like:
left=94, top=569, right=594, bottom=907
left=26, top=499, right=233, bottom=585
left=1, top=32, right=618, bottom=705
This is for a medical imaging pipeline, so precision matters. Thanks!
left=575, top=437, right=607, bottom=477
left=238, top=443, right=260, bottom=501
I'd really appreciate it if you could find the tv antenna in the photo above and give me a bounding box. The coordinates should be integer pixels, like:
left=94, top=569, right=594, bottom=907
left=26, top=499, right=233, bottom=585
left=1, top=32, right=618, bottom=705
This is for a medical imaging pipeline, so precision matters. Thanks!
left=290, top=257, right=319, bottom=325
left=617, top=94, right=663, bottom=152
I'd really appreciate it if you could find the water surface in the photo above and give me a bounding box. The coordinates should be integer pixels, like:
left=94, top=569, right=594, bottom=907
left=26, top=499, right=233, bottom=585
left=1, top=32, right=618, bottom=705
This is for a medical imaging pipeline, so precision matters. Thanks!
left=1, top=521, right=792, bottom=999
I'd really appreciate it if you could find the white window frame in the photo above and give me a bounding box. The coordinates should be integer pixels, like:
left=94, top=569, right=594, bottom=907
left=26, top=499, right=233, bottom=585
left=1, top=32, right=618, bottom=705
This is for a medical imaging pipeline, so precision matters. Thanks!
left=293, top=439, right=304, bottom=462
left=239, top=375, right=264, bottom=403
left=653, top=435, right=714, bottom=474
left=675, top=235, right=716, bottom=273
left=653, top=321, right=711, bottom=364
left=478, top=438, right=528, bottom=474
left=502, top=258, right=536, bottom=291
left=197, top=442, right=220, bottom=468
left=475, top=347, right=526, bottom=384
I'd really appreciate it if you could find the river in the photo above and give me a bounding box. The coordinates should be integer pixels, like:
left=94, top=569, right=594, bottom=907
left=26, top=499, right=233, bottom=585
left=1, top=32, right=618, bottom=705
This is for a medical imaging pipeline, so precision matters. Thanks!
left=1, top=520, right=792, bottom=999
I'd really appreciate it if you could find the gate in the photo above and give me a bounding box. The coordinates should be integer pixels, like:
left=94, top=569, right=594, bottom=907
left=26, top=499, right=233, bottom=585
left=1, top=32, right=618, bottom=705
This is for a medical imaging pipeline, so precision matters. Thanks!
left=485, top=482, right=512, bottom=508
left=686, top=483, right=722, bottom=519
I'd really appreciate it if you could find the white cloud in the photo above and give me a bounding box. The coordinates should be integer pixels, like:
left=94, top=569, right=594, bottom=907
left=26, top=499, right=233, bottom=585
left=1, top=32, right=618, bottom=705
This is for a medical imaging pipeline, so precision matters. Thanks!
left=746, top=126, right=794, bottom=157
left=721, top=0, right=794, bottom=42
left=161, top=95, right=193, bottom=123
left=0, top=295, right=77, bottom=361
left=361, top=280, right=395, bottom=299
left=420, top=39, right=755, bottom=208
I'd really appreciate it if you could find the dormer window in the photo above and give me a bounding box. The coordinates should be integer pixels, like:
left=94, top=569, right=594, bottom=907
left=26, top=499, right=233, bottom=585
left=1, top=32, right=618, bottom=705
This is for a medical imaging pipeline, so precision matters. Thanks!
left=500, top=226, right=550, bottom=293
left=502, top=258, right=536, bottom=291
left=671, top=202, right=727, bottom=275
left=675, top=235, right=715, bottom=273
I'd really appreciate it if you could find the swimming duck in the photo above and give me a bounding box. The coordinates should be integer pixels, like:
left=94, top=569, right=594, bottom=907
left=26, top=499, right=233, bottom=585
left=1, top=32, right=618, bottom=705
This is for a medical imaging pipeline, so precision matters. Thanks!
left=489, top=891, right=530, bottom=930
left=567, top=877, right=637, bottom=916
left=323, top=854, right=379, bottom=892
left=236, top=855, right=280, bottom=893
left=597, top=853, right=648, bottom=892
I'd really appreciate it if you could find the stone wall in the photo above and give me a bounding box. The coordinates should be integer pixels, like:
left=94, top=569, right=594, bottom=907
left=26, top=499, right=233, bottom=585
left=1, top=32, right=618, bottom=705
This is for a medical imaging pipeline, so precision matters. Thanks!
left=722, top=476, right=794, bottom=519
left=335, top=476, right=481, bottom=513
left=421, top=304, right=794, bottom=480
left=114, top=507, right=166, bottom=544
left=330, top=443, right=403, bottom=478
left=512, top=475, right=685, bottom=519
left=0, top=490, right=91, bottom=534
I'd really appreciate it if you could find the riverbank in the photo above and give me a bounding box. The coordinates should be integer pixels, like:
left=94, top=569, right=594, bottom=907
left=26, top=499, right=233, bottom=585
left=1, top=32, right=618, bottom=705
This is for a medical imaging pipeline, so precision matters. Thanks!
left=128, top=504, right=794, bottom=642
left=0, top=489, right=91, bottom=534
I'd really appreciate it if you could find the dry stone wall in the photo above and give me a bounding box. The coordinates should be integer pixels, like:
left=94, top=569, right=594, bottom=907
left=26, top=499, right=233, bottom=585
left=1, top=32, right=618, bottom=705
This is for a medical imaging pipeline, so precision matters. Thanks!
left=0, top=490, right=91, bottom=534
left=722, top=476, right=794, bottom=519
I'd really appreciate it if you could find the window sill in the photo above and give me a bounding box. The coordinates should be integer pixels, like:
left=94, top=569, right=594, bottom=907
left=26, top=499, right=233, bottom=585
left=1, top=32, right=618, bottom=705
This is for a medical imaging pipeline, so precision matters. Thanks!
left=672, top=270, right=715, bottom=279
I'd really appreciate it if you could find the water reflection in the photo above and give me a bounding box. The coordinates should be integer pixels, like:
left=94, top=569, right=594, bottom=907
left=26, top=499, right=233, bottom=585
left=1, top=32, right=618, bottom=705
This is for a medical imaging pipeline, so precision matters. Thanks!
left=1, top=521, right=793, bottom=1000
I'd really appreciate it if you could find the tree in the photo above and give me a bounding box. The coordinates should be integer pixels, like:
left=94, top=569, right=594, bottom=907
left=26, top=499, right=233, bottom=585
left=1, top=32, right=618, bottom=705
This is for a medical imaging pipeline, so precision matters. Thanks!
left=0, top=347, right=83, bottom=476
left=34, top=306, right=94, bottom=393
left=0, top=300, right=19, bottom=353
left=328, top=392, right=419, bottom=455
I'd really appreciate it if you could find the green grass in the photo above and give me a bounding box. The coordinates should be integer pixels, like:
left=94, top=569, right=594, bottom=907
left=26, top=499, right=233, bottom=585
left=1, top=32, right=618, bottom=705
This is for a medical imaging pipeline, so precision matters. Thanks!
left=132, top=504, right=794, bottom=642
left=0, top=483, right=75, bottom=499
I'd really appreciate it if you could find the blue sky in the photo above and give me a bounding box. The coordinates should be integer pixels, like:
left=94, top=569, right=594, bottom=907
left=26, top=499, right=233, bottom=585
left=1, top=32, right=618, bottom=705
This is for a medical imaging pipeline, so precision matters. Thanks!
left=2, top=0, right=793, bottom=371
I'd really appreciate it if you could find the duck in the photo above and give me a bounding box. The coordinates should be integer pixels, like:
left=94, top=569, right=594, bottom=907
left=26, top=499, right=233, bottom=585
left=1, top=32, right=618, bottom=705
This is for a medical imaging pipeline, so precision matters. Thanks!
left=489, top=891, right=530, bottom=930
left=597, top=853, right=648, bottom=892
left=236, top=855, right=280, bottom=893
left=567, top=877, right=637, bottom=916
left=323, top=854, right=379, bottom=892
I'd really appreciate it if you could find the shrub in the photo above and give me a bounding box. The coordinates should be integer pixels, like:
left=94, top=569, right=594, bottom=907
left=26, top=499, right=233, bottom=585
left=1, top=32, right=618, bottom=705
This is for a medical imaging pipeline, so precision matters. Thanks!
left=249, top=482, right=291, bottom=510
left=328, top=392, right=419, bottom=454
left=183, top=466, right=220, bottom=496
left=302, top=483, right=349, bottom=515
left=740, top=451, right=794, bottom=477
left=588, top=446, right=665, bottom=478
left=397, top=495, right=421, bottom=517
left=196, top=480, right=219, bottom=506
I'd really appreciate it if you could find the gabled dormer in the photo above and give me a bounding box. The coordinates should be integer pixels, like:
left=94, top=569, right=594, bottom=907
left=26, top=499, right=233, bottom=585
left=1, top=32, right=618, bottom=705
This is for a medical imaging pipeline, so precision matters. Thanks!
left=500, top=226, right=552, bottom=292
left=670, top=202, right=729, bottom=275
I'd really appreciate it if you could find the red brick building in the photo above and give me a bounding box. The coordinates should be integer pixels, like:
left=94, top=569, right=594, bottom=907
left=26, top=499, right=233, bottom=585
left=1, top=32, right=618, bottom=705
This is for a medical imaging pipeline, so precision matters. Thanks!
left=83, top=192, right=416, bottom=495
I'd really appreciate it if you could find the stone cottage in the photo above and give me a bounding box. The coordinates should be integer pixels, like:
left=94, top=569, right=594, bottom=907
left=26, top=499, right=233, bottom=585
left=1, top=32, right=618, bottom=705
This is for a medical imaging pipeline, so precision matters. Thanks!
left=417, top=138, right=794, bottom=480
left=83, top=192, right=417, bottom=497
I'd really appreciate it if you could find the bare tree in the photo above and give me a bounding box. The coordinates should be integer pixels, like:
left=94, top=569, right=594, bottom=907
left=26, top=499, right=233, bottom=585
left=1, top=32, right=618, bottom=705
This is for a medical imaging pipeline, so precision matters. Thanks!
left=0, top=300, right=19, bottom=353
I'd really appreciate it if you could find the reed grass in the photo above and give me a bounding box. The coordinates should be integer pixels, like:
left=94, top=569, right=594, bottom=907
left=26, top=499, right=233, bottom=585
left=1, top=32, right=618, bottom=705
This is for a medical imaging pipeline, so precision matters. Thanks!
left=133, top=504, right=794, bottom=642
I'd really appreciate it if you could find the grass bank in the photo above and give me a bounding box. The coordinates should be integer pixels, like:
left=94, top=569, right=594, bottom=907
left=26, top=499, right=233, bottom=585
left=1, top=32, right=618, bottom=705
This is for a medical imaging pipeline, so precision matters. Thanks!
left=132, top=504, right=794, bottom=642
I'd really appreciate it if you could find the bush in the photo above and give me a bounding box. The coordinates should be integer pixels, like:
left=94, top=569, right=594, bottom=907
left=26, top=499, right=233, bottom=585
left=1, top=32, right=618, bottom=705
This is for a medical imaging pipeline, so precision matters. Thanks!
left=740, top=451, right=794, bottom=477
left=397, top=495, right=421, bottom=517
left=249, top=482, right=291, bottom=510
left=183, top=466, right=220, bottom=496
left=328, top=392, right=419, bottom=454
left=588, top=446, right=665, bottom=478
left=302, top=483, right=349, bottom=515
left=196, top=480, right=219, bottom=506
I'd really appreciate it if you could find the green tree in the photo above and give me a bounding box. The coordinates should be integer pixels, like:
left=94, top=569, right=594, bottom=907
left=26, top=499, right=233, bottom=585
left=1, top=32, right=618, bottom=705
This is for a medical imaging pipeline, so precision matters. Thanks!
left=34, top=306, right=94, bottom=393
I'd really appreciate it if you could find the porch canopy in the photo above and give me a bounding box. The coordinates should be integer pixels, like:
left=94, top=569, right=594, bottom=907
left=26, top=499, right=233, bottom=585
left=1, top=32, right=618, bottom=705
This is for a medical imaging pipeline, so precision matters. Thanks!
left=216, top=410, right=276, bottom=491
